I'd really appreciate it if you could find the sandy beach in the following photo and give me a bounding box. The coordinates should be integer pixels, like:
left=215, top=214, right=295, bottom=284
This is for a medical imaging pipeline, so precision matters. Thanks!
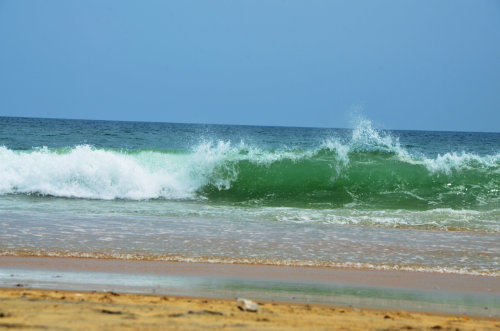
left=0, top=287, right=499, bottom=330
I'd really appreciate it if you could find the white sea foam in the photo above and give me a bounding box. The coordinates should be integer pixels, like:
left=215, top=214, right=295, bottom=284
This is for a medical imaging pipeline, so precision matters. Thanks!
left=0, top=145, right=199, bottom=199
left=0, top=142, right=314, bottom=200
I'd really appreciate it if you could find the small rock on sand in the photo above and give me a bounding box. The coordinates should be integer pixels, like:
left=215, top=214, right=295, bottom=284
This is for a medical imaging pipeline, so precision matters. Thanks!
left=237, top=298, right=260, bottom=312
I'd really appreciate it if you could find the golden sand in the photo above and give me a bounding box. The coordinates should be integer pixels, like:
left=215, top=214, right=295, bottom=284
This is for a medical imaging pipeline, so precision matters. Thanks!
left=0, top=288, right=498, bottom=330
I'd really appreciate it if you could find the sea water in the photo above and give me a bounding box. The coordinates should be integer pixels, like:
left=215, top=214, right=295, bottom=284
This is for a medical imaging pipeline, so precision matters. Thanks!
left=1, top=116, right=500, bottom=276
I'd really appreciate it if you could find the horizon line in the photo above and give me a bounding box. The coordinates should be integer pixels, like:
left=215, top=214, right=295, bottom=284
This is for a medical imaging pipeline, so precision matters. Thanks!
left=1, top=115, right=499, bottom=135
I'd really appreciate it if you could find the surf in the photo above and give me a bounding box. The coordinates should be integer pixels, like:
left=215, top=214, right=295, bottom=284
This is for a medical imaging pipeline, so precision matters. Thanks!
left=0, top=119, right=499, bottom=211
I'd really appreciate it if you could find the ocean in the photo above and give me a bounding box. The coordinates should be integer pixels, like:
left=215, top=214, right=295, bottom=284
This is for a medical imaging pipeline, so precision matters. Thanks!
left=1, top=116, right=499, bottom=276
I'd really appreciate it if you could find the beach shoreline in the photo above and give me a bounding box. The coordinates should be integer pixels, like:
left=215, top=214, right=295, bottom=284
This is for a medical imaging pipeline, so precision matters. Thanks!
left=1, top=256, right=499, bottom=293
left=1, top=256, right=499, bottom=318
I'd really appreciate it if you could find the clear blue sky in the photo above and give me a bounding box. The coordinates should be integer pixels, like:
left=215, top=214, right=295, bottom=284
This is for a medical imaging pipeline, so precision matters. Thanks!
left=1, top=1, right=499, bottom=132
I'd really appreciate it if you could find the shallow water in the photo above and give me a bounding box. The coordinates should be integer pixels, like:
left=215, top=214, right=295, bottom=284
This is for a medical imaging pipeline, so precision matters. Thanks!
left=1, top=210, right=499, bottom=275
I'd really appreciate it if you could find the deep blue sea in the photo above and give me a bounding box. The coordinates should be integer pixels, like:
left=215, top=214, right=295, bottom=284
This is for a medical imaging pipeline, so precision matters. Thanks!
left=1, top=117, right=499, bottom=276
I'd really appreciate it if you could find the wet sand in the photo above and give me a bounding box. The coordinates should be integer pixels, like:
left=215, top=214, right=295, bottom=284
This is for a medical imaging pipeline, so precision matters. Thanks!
left=0, top=287, right=499, bottom=330
left=1, top=256, right=499, bottom=293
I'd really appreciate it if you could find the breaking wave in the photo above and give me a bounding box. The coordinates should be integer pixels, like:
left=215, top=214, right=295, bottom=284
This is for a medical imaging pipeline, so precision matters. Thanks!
left=1, top=119, right=499, bottom=210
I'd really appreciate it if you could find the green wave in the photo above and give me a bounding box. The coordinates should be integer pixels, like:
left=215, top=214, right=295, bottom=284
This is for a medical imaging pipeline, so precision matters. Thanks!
left=2, top=141, right=500, bottom=211
left=200, top=150, right=500, bottom=210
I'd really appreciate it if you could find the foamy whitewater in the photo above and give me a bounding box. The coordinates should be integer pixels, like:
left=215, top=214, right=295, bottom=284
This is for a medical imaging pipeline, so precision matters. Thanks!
left=1, top=117, right=500, bottom=275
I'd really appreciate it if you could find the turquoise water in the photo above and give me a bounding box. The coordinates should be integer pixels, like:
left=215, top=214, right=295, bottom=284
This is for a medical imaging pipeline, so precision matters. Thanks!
left=1, top=116, right=500, bottom=275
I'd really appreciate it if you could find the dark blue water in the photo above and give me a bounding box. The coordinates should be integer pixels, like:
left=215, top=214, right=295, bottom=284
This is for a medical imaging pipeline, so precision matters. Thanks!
left=2, top=116, right=500, bottom=156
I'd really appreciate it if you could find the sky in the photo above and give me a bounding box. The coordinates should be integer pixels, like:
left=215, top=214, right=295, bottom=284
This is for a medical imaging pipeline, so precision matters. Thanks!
left=0, top=1, right=499, bottom=132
